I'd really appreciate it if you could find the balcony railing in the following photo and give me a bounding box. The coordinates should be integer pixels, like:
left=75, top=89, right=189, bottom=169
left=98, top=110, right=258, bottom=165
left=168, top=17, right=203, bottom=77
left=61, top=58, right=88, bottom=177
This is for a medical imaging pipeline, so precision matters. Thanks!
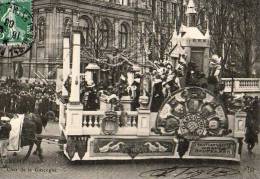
left=222, top=78, right=260, bottom=93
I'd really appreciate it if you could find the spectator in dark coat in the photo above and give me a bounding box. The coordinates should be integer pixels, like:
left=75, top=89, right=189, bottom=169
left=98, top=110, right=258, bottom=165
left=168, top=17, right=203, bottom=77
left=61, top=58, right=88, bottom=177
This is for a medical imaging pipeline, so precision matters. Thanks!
left=252, top=96, right=260, bottom=126
left=245, top=106, right=259, bottom=152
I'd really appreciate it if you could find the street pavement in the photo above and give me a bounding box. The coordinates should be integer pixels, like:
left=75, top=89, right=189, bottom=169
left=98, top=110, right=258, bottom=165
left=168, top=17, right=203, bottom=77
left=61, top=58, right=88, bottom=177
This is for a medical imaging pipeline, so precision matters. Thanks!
left=1, top=122, right=260, bottom=179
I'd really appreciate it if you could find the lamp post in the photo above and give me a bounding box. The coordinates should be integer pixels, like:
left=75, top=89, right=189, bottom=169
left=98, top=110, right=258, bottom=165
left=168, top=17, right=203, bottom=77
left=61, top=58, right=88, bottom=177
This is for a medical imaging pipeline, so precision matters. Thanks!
left=230, top=62, right=236, bottom=96
left=85, top=63, right=100, bottom=85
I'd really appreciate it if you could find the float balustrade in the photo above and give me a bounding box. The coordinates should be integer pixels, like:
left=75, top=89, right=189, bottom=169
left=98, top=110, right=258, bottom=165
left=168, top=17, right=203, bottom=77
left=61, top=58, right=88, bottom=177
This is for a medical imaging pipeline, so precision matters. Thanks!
left=76, top=111, right=139, bottom=135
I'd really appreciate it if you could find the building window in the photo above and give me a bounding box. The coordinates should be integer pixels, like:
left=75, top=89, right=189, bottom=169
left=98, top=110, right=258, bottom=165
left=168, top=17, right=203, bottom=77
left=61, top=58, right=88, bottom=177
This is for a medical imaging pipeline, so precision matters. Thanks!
left=79, top=17, right=93, bottom=47
left=38, top=17, right=46, bottom=44
left=99, top=22, right=109, bottom=48
left=171, top=3, right=176, bottom=24
left=119, top=24, right=128, bottom=49
left=160, top=0, right=167, bottom=23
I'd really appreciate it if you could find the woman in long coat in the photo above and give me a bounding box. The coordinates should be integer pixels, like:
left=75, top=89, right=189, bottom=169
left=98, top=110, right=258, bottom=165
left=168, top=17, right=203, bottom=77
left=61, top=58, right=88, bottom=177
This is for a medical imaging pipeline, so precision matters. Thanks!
left=150, top=77, right=164, bottom=112
left=245, top=106, right=259, bottom=152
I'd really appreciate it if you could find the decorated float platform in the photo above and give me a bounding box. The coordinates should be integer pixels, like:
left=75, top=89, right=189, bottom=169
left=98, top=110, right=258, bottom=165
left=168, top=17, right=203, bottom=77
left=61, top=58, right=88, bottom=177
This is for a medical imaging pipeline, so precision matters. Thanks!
left=58, top=32, right=246, bottom=162
left=60, top=87, right=246, bottom=162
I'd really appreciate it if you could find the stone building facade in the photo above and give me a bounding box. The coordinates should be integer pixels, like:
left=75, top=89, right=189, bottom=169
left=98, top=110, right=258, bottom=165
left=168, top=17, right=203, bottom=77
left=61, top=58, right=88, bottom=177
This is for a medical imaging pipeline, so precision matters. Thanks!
left=0, top=0, right=183, bottom=80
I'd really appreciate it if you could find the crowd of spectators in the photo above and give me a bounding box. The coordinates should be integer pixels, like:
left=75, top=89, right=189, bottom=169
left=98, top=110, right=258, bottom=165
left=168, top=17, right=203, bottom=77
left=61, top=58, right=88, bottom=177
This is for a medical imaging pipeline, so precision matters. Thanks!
left=0, top=78, right=58, bottom=119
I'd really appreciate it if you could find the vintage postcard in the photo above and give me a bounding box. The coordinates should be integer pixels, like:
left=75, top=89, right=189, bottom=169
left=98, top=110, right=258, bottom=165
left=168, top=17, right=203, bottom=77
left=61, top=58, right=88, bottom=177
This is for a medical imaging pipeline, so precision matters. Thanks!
left=0, top=0, right=259, bottom=179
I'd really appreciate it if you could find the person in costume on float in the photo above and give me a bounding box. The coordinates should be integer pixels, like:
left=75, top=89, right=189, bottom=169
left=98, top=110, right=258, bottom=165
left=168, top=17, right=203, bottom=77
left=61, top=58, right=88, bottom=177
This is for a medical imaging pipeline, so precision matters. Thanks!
left=197, top=72, right=208, bottom=89
left=165, top=63, right=173, bottom=76
left=185, top=62, right=199, bottom=86
left=151, top=75, right=164, bottom=112
left=130, top=74, right=141, bottom=111
left=0, top=116, right=11, bottom=168
left=85, top=81, right=98, bottom=111
left=116, top=74, right=128, bottom=98
left=162, top=73, right=180, bottom=98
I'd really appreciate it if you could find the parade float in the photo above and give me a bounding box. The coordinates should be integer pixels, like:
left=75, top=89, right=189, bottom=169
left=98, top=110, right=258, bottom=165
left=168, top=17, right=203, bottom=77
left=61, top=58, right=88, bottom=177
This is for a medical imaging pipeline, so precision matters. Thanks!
left=58, top=0, right=246, bottom=162
left=57, top=30, right=246, bottom=162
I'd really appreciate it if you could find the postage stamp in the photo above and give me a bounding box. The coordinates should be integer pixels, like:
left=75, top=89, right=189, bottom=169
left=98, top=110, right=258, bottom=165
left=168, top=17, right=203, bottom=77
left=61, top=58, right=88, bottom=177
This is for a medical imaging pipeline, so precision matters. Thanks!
left=0, top=0, right=34, bottom=58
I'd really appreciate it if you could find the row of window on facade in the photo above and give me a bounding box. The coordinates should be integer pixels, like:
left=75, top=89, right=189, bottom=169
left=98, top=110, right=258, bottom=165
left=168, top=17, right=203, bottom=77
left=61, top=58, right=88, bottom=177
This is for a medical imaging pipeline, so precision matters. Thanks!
left=105, top=0, right=178, bottom=11
left=159, top=1, right=177, bottom=24
left=102, top=0, right=151, bottom=8
left=37, top=17, right=130, bottom=49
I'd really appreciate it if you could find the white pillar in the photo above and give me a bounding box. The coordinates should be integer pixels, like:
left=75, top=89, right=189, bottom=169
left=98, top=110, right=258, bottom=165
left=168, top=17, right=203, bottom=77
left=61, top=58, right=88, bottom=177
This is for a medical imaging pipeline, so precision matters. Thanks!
left=234, top=112, right=247, bottom=138
left=66, top=32, right=83, bottom=135
left=69, top=32, right=81, bottom=103
left=137, top=109, right=150, bottom=136
left=62, top=36, right=70, bottom=96
left=66, top=105, right=84, bottom=134
left=137, top=96, right=150, bottom=136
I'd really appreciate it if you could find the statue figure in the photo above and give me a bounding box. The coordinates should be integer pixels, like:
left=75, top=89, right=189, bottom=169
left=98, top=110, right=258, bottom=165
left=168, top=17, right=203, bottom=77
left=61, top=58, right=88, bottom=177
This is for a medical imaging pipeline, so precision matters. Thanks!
left=139, top=73, right=152, bottom=109
left=64, top=18, right=72, bottom=34
left=208, top=54, right=222, bottom=83
left=38, top=20, right=45, bottom=42
left=208, top=54, right=222, bottom=93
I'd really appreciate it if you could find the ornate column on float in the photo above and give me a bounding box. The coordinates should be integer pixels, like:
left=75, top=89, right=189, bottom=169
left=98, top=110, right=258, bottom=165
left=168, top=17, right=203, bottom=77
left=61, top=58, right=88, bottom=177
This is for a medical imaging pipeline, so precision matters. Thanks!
left=234, top=111, right=246, bottom=154
left=234, top=112, right=246, bottom=138
left=66, top=31, right=83, bottom=134
left=204, top=19, right=211, bottom=77
left=137, top=76, right=151, bottom=136
left=59, top=33, right=71, bottom=126
left=120, top=96, right=132, bottom=111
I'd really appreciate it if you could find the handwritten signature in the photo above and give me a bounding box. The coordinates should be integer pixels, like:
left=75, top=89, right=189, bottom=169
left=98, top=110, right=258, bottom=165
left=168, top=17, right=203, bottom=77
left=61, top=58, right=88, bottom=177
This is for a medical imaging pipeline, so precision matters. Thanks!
left=139, top=166, right=247, bottom=179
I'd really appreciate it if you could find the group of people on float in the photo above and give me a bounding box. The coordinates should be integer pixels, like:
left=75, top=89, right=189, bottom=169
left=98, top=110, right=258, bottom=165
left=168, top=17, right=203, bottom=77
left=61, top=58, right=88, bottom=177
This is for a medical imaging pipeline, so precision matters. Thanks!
left=64, top=58, right=206, bottom=113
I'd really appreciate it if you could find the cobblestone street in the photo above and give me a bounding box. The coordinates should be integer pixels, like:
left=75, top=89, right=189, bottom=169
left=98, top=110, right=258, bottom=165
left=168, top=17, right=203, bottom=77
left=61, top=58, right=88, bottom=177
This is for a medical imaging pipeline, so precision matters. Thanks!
left=1, top=122, right=260, bottom=179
